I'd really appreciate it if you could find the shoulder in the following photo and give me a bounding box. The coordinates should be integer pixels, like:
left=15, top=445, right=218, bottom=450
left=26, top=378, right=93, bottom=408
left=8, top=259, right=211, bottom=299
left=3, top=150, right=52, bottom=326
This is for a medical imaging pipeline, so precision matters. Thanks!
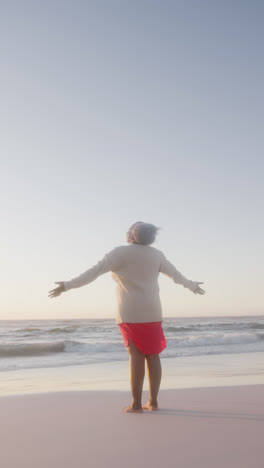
left=108, top=244, right=165, bottom=259
left=106, top=245, right=127, bottom=258
left=147, top=246, right=165, bottom=258
left=110, top=245, right=127, bottom=254
left=103, top=246, right=126, bottom=270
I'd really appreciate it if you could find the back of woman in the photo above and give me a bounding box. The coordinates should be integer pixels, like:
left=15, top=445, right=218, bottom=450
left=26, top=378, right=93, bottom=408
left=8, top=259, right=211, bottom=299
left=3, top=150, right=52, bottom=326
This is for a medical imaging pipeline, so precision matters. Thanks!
left=109, top=243, right=165, bottom=324
left=49, top=221, right=205, bottom=413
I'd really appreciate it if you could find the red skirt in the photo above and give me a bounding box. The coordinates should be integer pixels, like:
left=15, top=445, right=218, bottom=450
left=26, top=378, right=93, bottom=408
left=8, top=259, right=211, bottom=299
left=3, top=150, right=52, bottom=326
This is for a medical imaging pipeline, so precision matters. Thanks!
left=118, top=321, right=166, bottom=355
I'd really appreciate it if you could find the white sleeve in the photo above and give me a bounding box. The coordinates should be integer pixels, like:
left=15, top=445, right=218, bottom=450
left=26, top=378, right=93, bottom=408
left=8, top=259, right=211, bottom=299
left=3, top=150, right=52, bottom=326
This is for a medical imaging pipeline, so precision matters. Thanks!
left=159, top=252, right=198, bottom=293
left=63, top=247, right=123, bottom=292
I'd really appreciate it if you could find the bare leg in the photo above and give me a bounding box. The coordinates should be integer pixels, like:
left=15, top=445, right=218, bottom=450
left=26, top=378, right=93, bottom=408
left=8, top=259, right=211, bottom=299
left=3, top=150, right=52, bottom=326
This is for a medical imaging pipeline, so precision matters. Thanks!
left=122, top=338, right=145, bottom=413
left=143, top=354, right=162, bottom=410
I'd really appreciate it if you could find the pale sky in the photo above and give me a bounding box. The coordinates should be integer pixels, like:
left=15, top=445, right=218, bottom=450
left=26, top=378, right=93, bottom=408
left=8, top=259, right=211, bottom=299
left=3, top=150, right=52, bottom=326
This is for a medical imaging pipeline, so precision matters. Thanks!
left=1, top=1, right=263, bottom=320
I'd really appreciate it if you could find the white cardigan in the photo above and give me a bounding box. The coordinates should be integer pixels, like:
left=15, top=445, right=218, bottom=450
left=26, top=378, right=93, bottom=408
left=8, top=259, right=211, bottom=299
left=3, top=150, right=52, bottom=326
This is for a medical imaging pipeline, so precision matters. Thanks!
left=63, top=244, right=199, bottom=324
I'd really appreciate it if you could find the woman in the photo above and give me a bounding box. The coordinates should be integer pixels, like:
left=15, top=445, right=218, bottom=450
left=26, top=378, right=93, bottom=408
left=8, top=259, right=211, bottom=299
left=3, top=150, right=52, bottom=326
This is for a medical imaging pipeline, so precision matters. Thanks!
left=49, top=221, right=205, bottom=413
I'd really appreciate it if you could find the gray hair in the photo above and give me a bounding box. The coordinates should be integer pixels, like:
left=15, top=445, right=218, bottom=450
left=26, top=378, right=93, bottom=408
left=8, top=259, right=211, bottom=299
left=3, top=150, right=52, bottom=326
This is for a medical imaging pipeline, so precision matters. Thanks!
left=127, top=221, right=161, bottom=245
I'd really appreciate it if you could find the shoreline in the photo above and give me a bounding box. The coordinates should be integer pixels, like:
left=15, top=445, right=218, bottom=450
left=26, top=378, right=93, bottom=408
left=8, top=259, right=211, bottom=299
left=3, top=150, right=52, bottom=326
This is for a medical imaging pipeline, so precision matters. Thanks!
left=0, top=381, right=264, bottom=399
left=1, top=350, right=264, bottom=397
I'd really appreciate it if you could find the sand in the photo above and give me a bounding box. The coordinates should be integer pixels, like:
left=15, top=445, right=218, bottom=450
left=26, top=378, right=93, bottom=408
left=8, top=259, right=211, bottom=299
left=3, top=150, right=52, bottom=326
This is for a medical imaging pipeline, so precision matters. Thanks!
left=0, top=385, right=263, bottom=468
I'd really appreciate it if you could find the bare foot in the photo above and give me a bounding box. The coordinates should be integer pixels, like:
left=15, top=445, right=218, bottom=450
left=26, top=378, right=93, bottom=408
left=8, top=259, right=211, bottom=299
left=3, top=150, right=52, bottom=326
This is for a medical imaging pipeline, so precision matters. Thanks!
left=142, top=403, right=159, bottom=411
left=122, top=405, right=144, bottom=413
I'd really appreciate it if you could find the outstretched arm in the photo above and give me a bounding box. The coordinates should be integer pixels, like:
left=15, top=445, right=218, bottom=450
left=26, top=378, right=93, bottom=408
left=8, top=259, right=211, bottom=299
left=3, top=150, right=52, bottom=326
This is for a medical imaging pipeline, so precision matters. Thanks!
left=48, top=247, right=123, bottom=299
left=159, top=252, right=205, bottom=294
left=63, top=257, right=113, bottom=291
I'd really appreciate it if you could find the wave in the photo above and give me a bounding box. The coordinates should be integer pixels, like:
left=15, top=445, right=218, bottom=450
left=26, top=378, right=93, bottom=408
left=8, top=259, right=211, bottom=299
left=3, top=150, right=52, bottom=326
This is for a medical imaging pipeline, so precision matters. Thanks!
left=165, top=322, right=264, bottom=332
left=47, top=326, right=103, bottom=333
left=8, top=320, right=264, bottom=338
left=0, top=339, right=124, bottom=358
left=15, top=327, right=79, bottom=334
left=209, top=321, right=264, bottom=330
left=167, top=332, right=264, bottom=348
left=47, top=327, right=79, bottom=333
left=13, top=326, right=104, bottom=335
left=1, top=330, right=264, bottom=359
left=244, top=322, right=264, bottom=330
left=166, top=326, right=199, bottom=332
left=0, top=341, right=66, bottom=357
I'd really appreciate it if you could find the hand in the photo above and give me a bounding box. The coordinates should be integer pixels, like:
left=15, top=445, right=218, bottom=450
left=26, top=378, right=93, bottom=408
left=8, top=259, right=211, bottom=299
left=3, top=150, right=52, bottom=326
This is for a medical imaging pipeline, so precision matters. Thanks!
left=48, top=282, right=65, bottom=299
left=193, top=282, right=205, bottom=295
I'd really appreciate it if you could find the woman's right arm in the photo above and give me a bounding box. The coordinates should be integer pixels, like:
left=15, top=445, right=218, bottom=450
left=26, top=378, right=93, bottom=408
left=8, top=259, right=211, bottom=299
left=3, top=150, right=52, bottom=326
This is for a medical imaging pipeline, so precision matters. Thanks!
left=63, top=256, right=111, bottom=291
left=48, top=246, right=124, bottom=298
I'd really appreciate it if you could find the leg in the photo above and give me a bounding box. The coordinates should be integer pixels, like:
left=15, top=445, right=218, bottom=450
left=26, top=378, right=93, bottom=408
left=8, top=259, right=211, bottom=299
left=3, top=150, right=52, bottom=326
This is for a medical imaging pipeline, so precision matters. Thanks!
left=122, top=338, right=145, bottom=413
left=143, top=353, right=162, bottom=411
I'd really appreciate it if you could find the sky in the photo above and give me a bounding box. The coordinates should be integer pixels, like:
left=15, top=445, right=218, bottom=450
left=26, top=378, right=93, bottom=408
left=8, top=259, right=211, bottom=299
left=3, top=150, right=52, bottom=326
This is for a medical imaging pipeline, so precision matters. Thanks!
left=1, top=0, right=263, bottom=320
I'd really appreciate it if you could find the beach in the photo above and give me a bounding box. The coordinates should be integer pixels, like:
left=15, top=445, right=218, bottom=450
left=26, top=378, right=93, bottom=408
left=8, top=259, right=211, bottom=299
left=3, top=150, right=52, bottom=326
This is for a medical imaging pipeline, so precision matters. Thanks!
left=1, top=385, right=263, bottom=468
left=1, top=317, right=264, bottom=467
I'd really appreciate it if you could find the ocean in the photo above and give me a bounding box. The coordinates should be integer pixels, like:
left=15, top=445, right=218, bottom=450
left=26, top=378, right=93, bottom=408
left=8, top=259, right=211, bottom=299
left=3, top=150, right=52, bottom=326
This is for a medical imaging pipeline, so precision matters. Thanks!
left=1, top=316, right=264, bottom=396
